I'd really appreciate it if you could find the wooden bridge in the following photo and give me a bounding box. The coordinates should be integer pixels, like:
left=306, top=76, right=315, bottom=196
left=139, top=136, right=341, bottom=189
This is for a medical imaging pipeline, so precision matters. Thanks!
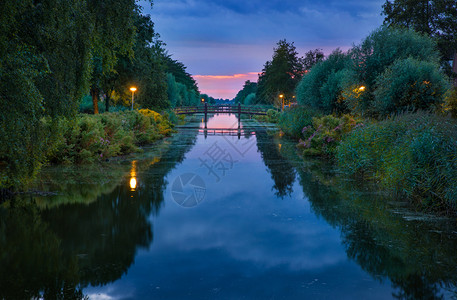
left=176, top=103, right=267, bottom=117
left=175, top=103, right=272, bottom=130
left=175, top=103, right=269, bottom=128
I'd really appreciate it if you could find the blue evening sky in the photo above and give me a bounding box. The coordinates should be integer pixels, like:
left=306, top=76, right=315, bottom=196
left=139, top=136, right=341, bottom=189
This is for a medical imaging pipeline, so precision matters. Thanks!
left=139, top=0, right=386, bottom=99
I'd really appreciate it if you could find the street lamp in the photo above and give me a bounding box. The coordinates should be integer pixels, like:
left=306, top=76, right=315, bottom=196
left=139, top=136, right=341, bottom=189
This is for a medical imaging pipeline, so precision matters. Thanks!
left=279, top=94, right=284, bottom=111
left=130, top=87, right=137, bottom=110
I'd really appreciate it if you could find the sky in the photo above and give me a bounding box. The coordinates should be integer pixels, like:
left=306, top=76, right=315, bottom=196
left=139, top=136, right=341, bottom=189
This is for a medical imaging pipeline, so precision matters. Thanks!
left=139, top=0, right=386, bottom=99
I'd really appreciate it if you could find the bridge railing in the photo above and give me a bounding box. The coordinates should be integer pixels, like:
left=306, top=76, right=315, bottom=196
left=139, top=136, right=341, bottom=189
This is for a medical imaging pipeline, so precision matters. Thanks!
left=175, top=104, right=269, bottom=115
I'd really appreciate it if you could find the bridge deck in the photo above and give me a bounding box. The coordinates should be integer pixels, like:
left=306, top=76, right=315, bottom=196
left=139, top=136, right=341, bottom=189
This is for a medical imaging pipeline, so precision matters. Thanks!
left=175, top=104, right=269, bottom=116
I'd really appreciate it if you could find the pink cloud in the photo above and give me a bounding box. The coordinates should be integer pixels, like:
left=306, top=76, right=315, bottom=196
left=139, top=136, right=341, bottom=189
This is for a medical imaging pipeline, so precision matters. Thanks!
left=193, top=72, right=259, bottom=99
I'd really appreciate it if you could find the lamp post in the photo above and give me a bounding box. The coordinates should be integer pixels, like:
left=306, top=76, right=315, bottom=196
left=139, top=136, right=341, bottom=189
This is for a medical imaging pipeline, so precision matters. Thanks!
left=130, top=87, right=137, bottom=110
left=279, top=94, right=284, bottom=111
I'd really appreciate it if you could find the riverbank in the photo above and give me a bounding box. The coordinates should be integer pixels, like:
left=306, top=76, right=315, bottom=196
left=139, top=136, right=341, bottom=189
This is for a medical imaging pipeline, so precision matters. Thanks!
left=0, top=109, right=179, bottom=194
left=276, top=106, right=457, bottom=214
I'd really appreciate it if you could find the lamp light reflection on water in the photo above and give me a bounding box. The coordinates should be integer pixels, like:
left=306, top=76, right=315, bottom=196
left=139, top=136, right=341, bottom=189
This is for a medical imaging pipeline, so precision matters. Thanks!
left=130, top=160, right=137, bottom=191
left=130, top=177, right=137, bottom=190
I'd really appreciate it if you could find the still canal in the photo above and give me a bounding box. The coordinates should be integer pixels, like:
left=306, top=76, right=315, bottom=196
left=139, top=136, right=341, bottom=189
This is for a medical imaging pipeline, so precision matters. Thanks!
left=1, top=114, right=457, bottom=299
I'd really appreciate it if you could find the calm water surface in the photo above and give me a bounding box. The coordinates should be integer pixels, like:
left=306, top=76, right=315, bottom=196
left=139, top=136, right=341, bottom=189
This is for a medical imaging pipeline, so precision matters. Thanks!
left=1, top=114, right=457, bottom=299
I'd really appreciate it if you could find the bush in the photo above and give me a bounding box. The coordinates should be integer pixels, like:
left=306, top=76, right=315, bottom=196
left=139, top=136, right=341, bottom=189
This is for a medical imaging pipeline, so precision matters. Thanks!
left=346, top=26, right=443, bottom=117
left=351, top=26, right=441, bottom=89
left=253, top=108, right=280, bottom=123
left=336, top=112, right=457, bottom=211
left=244, top=93, right=256, bottom=105
left=372, top=58, right=449, bottom=117
left=443, top=87, right=457, bottom=118
left=296, top=49, right=351, bottom=114
left=277, top=106, right=321, bottom=138
left=49, top=110, right=174, bottom=164
left=298, top=115, right=363, bottom=157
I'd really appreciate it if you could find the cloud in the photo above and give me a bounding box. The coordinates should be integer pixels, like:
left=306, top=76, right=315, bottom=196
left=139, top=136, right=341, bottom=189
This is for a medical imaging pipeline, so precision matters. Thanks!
left=139, top=0, right=386, bottom=97
left=193, top=72, right=259, bottom=99
left=194, top=72, right=259, bottom=80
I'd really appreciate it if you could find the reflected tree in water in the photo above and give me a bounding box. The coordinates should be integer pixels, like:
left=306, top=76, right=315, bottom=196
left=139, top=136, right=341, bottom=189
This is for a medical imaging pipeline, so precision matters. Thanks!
left=0, top=129, right=199, bottom=294
left=0, top=198, right=85, bottom=299
left=292, top=157, right=457, bottom=299
left=255, top=130, right=295, bottom=198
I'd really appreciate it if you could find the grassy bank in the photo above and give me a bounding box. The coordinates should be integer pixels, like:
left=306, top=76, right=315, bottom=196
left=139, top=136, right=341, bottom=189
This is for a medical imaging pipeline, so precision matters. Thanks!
left=337, top=112, right=457, bottom=212
left=0, top=109, right=176, bottom=191
left=48, top=109, right=175, bottom=164
left=277, top=108, right=457, bottom=213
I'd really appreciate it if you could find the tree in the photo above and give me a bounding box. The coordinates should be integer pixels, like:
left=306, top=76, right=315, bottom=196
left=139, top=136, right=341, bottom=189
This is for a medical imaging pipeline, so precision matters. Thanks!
left=164, top=56, right=199, bottom=96
left=296, top=49, right=352, bottom=114
left=87, top=0, right=141, bottom=114
left=382, top=0, right=457, bottom=78
left=102, top=12, right=171, bottom=111
left=373, top=57, right=449, bottom=116
left=303, top=49, right=325, bottom=71
left=234, top=80, right=257, bottom=104
left=346, top=26, right=443, bottom=116
left=256, top=40, right=305, bottom=105
left=0, top=0, right=93, bottom=189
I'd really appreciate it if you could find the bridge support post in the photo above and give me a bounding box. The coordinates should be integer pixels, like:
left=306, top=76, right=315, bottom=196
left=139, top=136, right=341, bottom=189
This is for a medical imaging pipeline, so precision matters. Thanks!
left=204, top=102, right=208, bottom=129
left=238, top=103, right=241, bottom=129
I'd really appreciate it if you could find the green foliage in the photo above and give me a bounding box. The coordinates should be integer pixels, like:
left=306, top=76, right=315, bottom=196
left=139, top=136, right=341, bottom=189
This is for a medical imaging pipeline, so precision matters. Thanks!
left=167, top=73, right=201, bottom=107
left=277, top=106, right=321, bottom=138
left=257, top=40, right=305, bottom=105
left=442, top=87, right=457, bottom=118
left=296, top=49, right=352, bottom=114
left=351, top=26, right=441, bottom=88
left=48, top=110, right=174, bottom=164
left=244, top=93, right=256, bottom=105
left=164, top=55, right=199, bottom=97
left=298, top=115, right=362, bottom=157
left=337, top=112, right=457, bottom=210
left=302, top=49, right=325, bottom=71
left=253, top=109, right=280, bottom=123
left=234, top=80, right=257, bottom=104
left=346, top=27, right=443, bottom=117
left=296, top=27, right=447, bottom=118
left=382, top=0, right=457, bottom=75
left=372, top=57, right=449, bottom=117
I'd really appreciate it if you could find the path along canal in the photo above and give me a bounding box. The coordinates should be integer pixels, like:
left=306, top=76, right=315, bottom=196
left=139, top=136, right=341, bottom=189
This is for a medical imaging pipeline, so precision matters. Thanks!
left=2, top=113, right=457, bottom=299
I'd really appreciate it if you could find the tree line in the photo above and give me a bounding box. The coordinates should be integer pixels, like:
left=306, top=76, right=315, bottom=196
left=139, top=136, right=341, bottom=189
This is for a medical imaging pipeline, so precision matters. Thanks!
left=0, top=0, right=200, bottom=191
left=235, top=0, right=456, bottom=109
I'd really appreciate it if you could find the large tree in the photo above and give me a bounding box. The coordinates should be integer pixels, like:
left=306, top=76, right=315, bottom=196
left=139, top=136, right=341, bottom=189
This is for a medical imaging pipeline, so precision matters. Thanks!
left=382, top=0, right=457, bottom=79
left=88, top=0, right=146, bottom=113
left=256, top=40, right=305, bottom=106
left=234, top=80, right=257, bottom=104
left=0, top=0, right=93, bottom=189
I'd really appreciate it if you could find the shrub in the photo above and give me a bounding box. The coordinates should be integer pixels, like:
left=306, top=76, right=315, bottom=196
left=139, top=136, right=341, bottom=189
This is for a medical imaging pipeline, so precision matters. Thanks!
left=244, top=93, right=256, bottom=105
left=296, top=49, right=352, bottom=114
left=350, top=26, right=441, bottom=89
left=298, top=115, right=362, bottom=157
left=254, top=108, right=280, bottom=123
left=443, top=87, right=457, bottom=118
left=277, top=106, right=321, bottom=138
left=372, top=58, right=449, bottom=117
left=336, top=112, right=457, bottom=211
left=48, top=110, right=174, bottom=164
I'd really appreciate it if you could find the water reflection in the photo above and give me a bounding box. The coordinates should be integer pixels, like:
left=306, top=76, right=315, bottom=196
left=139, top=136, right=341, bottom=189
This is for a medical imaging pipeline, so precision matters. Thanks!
left=279, top=141, right=457, bottom=299
left=0, top=126, right=199, bottom=298
left=130, top=160, right=137, bottom=191
left=1, top=115, right=457, bottom=299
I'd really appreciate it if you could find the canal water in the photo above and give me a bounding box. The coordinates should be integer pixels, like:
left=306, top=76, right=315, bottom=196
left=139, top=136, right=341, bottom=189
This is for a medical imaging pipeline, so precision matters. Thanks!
left=1, top=114, right=457, bottom=299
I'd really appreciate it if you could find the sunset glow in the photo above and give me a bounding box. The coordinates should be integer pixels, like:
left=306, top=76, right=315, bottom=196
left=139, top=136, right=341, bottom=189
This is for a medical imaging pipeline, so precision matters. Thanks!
left=193, top=72, right=259, bottom=99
